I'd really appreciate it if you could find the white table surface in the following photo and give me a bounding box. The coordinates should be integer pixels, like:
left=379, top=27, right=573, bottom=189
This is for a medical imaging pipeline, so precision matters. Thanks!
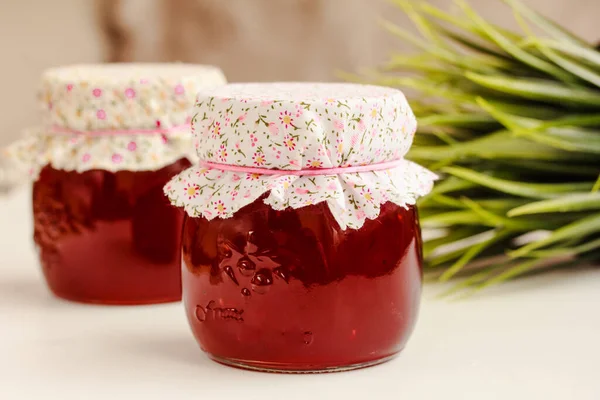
left=1, top=186, right=599, bottom=400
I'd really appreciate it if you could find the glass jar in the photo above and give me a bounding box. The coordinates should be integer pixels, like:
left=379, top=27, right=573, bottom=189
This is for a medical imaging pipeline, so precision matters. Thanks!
left=181, top=198, right=422, bottom=372
left=4, top=63, right=227, bottom=305
left=33, top=158, right=191, bottom=304
left=165, top=82, right=436, bottom=372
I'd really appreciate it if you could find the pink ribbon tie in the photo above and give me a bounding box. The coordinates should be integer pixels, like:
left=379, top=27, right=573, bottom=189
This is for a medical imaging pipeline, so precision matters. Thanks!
left=199, top=159, right=404, bottom=176
left=49, top=123, right=191, bottom=136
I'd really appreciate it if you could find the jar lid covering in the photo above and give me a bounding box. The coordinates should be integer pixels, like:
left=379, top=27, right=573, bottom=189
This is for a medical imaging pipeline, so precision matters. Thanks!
left=41, top=63, right=226, bottom=131
left=4, top=63, right=226, bottom=177
left=192, top=82, right=416, bottom=169
left=165, top=83, right=436, bottom=229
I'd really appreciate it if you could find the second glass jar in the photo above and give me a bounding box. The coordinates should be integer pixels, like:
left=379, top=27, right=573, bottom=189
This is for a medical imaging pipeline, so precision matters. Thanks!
left=33, top=159, right=191, bottom=305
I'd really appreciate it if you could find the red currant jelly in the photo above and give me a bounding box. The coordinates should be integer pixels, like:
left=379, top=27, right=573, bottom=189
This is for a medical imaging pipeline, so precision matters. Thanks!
left=182, top=199, right=423, bottom=372
left=33, top=159, right=191, bottom=305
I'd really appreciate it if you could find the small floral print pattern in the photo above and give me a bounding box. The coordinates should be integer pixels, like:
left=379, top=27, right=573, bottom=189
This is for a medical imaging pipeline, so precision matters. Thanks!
left=283, top=135, right=296, bottom=151
left=5, top=127, right=198, bottom=178
left=212, top=122, right=222, bottom=139
left=164, top=83, right=436, bottom=230
left=362, top=188, right=374, bottom=202
left=196, top=168, right=210, bottom=177
left=279, top=111, right=295, bottom=129
left=174, top=84, right=185, bottom=95
left=307, top=159, right=323, bottom=169
left=38, top=64, right=226, bottom=132
left=213, top=200, right=227, bottom=216
left=185, top=183, right=200, bottom=199
left=218, top=144, right=228, bottom=162
left=124, top=88, right=136, bottom=99
left=252, top=151, right=266, bottom=167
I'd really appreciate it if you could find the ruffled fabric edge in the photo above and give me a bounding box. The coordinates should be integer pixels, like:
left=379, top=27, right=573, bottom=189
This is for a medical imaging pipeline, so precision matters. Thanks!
left=164, top=159, right=437, bottom=230
left=2, top=127, right=198, bottom=180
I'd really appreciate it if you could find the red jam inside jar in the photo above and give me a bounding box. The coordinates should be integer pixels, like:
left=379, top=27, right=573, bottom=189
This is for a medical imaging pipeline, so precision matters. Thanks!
left=182, top=198, right=423, bottom=372
left=32, top=159, right=191, bottom=305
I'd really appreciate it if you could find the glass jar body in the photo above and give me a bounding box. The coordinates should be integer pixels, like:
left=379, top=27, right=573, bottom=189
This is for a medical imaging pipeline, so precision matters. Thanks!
left=32, top=159, right=191, bottom=305
left=182, top=199, right=423, bottom=373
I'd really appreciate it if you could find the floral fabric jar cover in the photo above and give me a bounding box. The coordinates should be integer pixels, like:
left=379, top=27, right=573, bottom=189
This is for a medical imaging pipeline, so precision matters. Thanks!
left=5, top=63, right=227, bottom=175
left=165, top=82, right=437, bottom=229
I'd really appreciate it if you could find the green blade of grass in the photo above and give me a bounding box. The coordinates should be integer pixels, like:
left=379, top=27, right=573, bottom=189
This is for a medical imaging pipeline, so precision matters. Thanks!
left=427, top=232, right=513, bottom=266
left=418, top=1, right=522, bottom=43
left=477, top=98, right=600, bottom=153
left=424, top=194, right=468, bottom=209
left=538, top=114, right=600, bottom=128
left=440, top=229, right=512, bottom=281
left=439, top=266, right=497, bottom=297
left=532, top=40, right=600, bottom=68
left=516, top=130, right=600, bottom=153
left=536, top=41, right=600, bottom=88
left=391, top=0, right=448, bottom=47
left=503, top=0, right=592, bottom=48
left=459, top=0, right=579, bottom=85
left=466, top=72, right=600, bottom=107
left=409, top=130, right=588, bottom=163
left=593, top=175, right=600, bottom=193
left=380, top=20, right=480, bottom=71
left=425, top=176, right=476, bottom=196
left=473, top=258, right=545, bottom=291
left=421, top=210, right=485, bottom=228
left=511, top=213, right=600, bottom=257
left=381, top=16, right=517, bottom=74
left=430, top=128, right=460, bottom=145
left=460, top=196, right=554, bottom=231
left=380, top=18, right=430, bottom=50
left=483, top=100, right=566, bottom=120
left=443, top=166, right=594, bottom=199
left=432, top=23, right=510, bottom=59
left=419, top=113, right=499, bottom=130
left=374, top=76, right=479, bottom=104
left=508, top=192, right=600, bottom=216
left=423, top=226, right=484, bottom=257
left=424, top=195, right=529, bottom=212
left=496, top=159, right=600, bottom=177
left=526, top=237, right=600, bottom=258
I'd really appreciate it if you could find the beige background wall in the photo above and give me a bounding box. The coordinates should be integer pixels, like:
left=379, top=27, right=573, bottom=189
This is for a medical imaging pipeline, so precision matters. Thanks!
left=1, top=0, right=598, bottom=146
left=0, top=0, right=102, bottom=146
